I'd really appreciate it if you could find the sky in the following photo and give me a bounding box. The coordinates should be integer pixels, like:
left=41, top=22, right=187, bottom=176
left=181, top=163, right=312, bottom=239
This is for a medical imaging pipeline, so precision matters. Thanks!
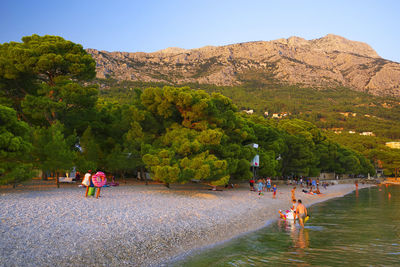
left=1, top=0, right=400, bottom=62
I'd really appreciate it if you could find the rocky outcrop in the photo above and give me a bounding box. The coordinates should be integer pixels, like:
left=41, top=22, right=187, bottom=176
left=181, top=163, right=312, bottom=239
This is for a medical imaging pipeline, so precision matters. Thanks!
left=87, top=34, right=400, bottom=97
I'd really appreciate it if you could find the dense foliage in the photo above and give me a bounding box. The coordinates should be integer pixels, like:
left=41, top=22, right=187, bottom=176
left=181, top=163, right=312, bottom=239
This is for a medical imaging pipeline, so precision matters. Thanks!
left=0, top=35, right=378, bottom=186
left=98, top=78, right=399, bottom=175
left=0, top=105, right=33, bottom=185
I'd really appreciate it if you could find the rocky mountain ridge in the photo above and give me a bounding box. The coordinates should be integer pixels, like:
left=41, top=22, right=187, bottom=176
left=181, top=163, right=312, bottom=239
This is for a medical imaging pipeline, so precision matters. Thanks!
left=87, top=34, right=400, bottom=97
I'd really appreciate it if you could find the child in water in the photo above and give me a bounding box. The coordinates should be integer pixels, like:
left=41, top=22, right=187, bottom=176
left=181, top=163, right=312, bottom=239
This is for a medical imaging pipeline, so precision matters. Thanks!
left=291, top=198, right=297, bottom=211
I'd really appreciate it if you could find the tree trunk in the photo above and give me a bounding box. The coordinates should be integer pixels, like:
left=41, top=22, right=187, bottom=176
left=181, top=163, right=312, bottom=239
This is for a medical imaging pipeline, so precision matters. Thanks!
left=56, top=172, right=60, bottom=188
left=122, top=172, right=126, bottom=184
left=141, top=167, right=147, bottom=185
left=165, top=182, right=170, bottom=188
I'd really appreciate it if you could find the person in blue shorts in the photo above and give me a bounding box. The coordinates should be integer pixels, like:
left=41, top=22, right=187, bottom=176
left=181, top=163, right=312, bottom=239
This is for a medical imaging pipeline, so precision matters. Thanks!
left=266, top=178, right=272, bottom=192
left=257, top=179, right=264, bottom=196
left=312, top=179, right=317, bottom=190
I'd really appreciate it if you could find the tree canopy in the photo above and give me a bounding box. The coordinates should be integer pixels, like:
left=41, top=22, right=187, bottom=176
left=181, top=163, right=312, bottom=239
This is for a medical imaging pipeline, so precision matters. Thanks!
left=0, top=35, right=378, bottom=186
left=0, top=105, right=33, bottom=185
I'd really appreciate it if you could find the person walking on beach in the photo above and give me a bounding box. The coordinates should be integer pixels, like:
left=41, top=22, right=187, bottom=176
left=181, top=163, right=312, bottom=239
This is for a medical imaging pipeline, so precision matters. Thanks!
left=291, top=186, right=296, bottom=201
left=257, top=179, right=264, bottom=196
left=272, top=184, right=277, bottom=199
left=295, top=199, right=308, bottom=228
left=83, top=170, right=92, bottom=197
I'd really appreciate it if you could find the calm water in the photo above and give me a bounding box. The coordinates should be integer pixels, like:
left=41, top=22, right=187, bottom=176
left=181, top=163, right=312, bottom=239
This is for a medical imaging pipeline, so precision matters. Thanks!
left=175, top=185, right=400, bottom=266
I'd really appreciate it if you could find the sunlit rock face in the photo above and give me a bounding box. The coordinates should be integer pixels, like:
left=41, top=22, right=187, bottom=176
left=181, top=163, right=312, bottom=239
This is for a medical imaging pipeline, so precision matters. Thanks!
left=87, top=34, right=400, bottom=98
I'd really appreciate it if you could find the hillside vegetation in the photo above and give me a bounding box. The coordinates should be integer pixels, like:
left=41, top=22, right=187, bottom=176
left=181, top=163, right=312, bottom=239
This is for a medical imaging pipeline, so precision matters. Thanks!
left=98, top=78, right=400, bottom=175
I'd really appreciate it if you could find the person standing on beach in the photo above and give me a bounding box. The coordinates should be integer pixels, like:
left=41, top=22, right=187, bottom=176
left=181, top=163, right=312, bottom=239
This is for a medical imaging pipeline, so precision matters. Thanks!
left=311, top=179, right=317, bottom=190
left=83, top=170, right=92, bottom=197
left=272, top=184, right=277, bottom=199
left=249, top=179, right=255, bottom=191
left=295, top=199, right=308, bottom=228
left=262, top=178, right=266, bottom=192
left=75, top=171, right=81, bottom=182
left=266, top=178, right=271, bottom=192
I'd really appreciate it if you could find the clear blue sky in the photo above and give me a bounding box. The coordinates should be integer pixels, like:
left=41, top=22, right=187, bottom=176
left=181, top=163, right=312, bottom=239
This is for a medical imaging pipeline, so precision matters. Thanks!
left=1, top=0, right=399, bottom=62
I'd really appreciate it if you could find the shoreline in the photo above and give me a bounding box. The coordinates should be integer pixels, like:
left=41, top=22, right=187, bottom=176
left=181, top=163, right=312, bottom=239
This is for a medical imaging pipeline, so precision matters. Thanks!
left=0, top=182, right=371, bottom=266
left=164, top=184, right=372, bottom=266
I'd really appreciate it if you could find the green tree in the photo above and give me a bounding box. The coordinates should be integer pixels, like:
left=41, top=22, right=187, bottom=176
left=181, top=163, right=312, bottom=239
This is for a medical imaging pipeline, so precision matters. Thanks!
left=105, top=144, right=138, bottom=183
left=0, top=105, right=33, bottom=186
left=0, top=34, right=97, bottom=128
left=76, top=126, right=101, bottom=172
left=33, top=122, right=75, bottom=187
left=140, top=87, right=237, bottom=187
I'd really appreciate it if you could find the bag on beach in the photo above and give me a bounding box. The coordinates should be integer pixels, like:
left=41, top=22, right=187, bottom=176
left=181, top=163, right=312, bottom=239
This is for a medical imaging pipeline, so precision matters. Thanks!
left=88, top=187, right=95, bottom=196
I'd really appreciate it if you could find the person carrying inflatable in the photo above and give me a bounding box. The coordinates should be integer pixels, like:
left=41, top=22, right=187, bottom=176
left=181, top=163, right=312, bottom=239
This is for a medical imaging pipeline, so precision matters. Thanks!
left=92, top=171, right=107, bottom=199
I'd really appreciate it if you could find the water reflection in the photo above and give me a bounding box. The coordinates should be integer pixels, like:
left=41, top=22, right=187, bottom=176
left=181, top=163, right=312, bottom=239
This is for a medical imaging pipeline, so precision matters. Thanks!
left=178, top=186, right=400, bottom=266
left=277, top=218, right=310, bottom=265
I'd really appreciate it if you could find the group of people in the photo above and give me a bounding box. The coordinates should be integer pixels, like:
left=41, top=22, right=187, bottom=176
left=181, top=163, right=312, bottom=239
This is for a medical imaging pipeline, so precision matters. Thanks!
left=81, top=170, right=110, bottom=198
left=279, top=188, right=308, bottom=228
left=286, top=177, right=333, bottom=189
left=249, top=178, right=277, bottom=198
left=279, top=199, right=308, bottom=228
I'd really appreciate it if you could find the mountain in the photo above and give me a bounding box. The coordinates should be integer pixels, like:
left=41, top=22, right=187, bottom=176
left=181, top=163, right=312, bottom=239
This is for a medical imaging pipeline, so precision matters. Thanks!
left=87, top=34, right=400, bottom=98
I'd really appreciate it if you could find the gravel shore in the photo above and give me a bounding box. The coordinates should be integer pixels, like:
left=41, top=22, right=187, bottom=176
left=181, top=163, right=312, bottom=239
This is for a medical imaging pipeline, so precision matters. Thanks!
left=0, top=182, right=368, bottom=266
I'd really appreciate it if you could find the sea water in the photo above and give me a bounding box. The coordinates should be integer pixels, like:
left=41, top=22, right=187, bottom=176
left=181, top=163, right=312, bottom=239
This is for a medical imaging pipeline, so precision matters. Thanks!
left=175, top=185, right=400, bottom=266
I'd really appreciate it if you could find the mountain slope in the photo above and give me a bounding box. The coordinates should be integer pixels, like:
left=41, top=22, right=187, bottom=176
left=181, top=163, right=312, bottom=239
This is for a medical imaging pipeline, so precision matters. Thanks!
left=88, top=34, right=400, bottom=98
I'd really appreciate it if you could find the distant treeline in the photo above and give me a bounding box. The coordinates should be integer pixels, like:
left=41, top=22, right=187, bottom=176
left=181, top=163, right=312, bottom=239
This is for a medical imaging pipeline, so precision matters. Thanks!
left=98, top=77, right=400, bottom=175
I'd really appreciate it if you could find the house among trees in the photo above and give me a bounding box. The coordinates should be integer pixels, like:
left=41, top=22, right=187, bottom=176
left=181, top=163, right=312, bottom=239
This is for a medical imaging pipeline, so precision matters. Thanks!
left=360, top=132, right=375, bottom=136
left=271, top=112, right=290, bottom=119
left=242, top=109, right=254, bottom=114
left=386, top=142, right=400, bottom=149
left=339, top=112, right=357, bottom=117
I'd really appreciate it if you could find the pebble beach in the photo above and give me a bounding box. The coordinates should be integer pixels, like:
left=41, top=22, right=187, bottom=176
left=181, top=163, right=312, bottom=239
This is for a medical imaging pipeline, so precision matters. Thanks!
left=0, top=182, right=368, bottom=266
